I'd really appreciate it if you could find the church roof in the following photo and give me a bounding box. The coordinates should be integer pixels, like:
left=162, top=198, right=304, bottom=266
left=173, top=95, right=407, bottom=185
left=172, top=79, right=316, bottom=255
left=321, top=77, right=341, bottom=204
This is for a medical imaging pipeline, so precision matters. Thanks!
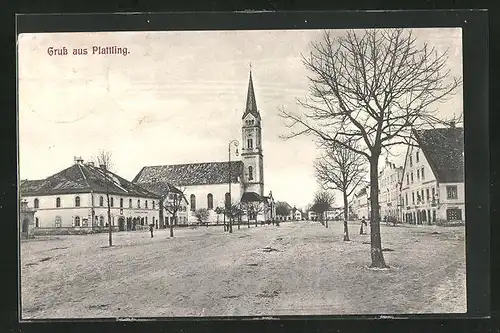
left=413, top=127, right=464, bottom=183
left=19, top=163, right=160, bottom=198
left=133, top=161, right=244, bottom=187
left=242, top=70, right=261, bottom=120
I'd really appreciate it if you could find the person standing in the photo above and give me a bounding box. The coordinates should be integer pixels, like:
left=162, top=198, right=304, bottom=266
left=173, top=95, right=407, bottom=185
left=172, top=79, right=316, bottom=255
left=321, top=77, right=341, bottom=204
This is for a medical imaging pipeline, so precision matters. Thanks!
left=149, top=223, right=154, bottom=238
left=359, top=217, right=367, bottom=235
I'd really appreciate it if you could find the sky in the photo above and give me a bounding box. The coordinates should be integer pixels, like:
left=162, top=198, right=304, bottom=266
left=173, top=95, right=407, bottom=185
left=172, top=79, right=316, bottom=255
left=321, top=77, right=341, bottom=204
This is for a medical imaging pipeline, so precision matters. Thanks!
left=18, top=28, right=463, bottom=209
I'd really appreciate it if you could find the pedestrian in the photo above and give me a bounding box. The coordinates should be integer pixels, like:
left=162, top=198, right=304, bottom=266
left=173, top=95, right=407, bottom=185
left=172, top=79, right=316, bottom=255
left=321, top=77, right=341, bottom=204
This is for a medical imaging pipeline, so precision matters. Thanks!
left=149, top=223, right=154, bottom=238
left=360, top=217, right=367, bottom=235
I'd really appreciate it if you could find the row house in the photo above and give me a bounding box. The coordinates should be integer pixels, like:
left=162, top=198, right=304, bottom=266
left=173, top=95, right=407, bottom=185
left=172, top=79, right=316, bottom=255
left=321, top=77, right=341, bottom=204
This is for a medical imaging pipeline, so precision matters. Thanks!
left=19, top=157, right=162, bottom=232
left=400, top=126, right=465, bottom=224
left=378, top=158, right=404, bottom=222
left=350, top=186, right=370, bottom=220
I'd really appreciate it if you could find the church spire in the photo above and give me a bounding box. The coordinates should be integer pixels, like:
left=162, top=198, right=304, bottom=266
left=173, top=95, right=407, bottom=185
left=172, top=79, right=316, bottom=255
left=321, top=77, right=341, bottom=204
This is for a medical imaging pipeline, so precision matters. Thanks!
left=242, top=66, right=260, bottom=120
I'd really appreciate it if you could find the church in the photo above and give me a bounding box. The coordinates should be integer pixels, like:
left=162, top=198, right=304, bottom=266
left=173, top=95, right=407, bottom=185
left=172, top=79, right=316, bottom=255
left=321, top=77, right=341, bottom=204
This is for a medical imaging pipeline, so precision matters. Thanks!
left=133, top=70, right=276, bottom=225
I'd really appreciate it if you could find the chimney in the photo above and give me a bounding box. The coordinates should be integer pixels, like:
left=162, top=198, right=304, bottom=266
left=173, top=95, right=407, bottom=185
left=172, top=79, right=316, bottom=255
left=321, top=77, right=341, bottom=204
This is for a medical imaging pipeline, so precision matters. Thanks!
left=86, top=161, right=95, bottom=167
left=74, top=156, right=84, bottom=165
left=99, top=164, right=106, bottom=170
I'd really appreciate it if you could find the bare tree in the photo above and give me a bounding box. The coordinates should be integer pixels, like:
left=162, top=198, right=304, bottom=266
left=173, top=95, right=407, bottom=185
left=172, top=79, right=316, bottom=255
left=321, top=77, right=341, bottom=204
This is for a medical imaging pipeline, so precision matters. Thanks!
left=279, top=29, right=461, bottom=268
left=312, top=190, right=335, bottom=227
left=241, top=200, right=266, bottom=227
left=315, top=140, right=367, bottom=241
left=95, top=150, right=114, bottom=247
left=163, top=187, right=186, bottom=238
left=195, top=208, right=210, bottom=226
left=275, top=202, right=291, bottom=221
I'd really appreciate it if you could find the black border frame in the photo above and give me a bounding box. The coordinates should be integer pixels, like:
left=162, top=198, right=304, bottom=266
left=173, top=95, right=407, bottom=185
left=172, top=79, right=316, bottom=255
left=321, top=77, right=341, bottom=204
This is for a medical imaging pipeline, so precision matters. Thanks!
left=10, top=9, right=490, bottom=333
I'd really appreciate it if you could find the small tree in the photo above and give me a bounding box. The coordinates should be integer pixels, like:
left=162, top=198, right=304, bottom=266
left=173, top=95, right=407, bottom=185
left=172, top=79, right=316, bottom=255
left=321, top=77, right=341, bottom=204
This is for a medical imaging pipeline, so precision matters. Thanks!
left=195, top=208, right=210, bottom=226
left=242, top=200, right=266, bottom=227
left=312, top=190, right=335, bottom=227
left=214, top=206, right=224, bottom=224
left=164, top=187, right=186, bottom=238
left=315, top=140, right=368, bottom=241
left=95, top=150, right=114, bottom=247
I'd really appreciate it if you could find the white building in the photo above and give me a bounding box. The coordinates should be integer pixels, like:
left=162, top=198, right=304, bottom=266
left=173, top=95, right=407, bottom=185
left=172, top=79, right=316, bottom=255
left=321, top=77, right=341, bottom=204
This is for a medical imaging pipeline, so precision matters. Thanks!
left=20, top=158, right=161, bottom=233
left=133, top=71, right=276, bottom=224
left=351, top=186, right=370, bottom=220
left=379, top=158, right=404, bottom=222
left=401, top=127, right=465, bottom=224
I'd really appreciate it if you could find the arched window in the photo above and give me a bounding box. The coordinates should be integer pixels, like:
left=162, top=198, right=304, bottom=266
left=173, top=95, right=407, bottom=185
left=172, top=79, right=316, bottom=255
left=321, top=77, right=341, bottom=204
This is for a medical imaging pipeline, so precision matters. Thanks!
left=55, top=216, right=62, bottom=227
left=137, top=200, right=141, bottom=208
left=145, top=216, right=148, bottom=224
left=110, top=197, right=114, bottom=207
left=247, top=138, right=253, bottom=149
left=248, top=166, right=253, bottom=181
left=99, top=215, right=104, bottom=226
left=75, top=196, right=80, bottom=207
left=145, top=200, right=148, bottom=209
left=207, top=193, right=213, bottom=210
left=34, top=198, right=39, bottom=209
left=99, top=196, right=104, bottom=207
left=74, top=216, right=80, bottom=227
left=56, top=197, right=61, bottom=208
left=153, top=201, right=156, bottom=209
left=190, top=194, right=196, bottom=211
left=120, top=198, right=123, bottom=208
left=225, top=192, right=231, bottom=208
left=129, top=199, right=132, bottom=208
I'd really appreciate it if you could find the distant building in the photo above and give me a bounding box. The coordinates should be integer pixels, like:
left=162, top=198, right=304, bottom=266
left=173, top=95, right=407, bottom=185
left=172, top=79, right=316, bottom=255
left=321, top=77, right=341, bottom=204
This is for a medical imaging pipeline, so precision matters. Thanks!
left=378, top=158, right=404, bottom=222
left=400, top=127, right=464, bottom=224
left=20, top=157, right=161, bottom=233
left=307, top=210, right=318, bottom=221
left=276, top=201, right=292, bottom=220
left=351, top=186, right=370, bottom=220
left=19, top=199, right=36, bottom=239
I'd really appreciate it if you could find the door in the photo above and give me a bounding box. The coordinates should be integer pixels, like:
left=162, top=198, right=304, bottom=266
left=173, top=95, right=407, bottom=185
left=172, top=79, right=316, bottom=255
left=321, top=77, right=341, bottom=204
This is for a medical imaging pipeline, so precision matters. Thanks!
left=118, top=217, right=125, bottom=231
left=22, top=218, right=29, bottom=233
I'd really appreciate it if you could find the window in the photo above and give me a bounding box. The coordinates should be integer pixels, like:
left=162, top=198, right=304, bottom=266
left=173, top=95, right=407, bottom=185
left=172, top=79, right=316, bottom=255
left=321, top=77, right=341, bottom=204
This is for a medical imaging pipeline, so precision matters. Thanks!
left=145, top=216, right=148, bottom=224
left=247, top=138, right=253, bottom=149
left=120, top=198, right=123, bottom=208
left=74, top=216, right=80, bottom=227
left=426, top=188, right=430, bottom=201
left=417, top=169, right=420, bottom=180
left=248, top=166, right=253, bottom=181
left=145, top=200, right=148, bottom=209
left=409, top=155, right=413, bottom=167
left=99, top=196, right=104, bottom=207
left=99, top=216, right=104, bottom=227
left=129, top=199, right=132, bottom=208
left=405, top=193, right=408, bottom=206
left=153, top=201, right=155, bottom=210
left=35, top=217, right=39, bottom=228
left=446, top=185, right=458, bottom=200
left=55, top=216, right=62, bottom=227
left=416, top=151, right=420, bottom=163
left=431, top=187, right=436, bottom=201
left=412, top=192, right=415, bottom=205
left=56, top=197, right=61, bottom=208
left=190, top=194, right=196, bottom=211
left=406, top=174, right=409, bottom=185
left=207, top=193, right=214, bottom=210
left=34, top=198, right=39, bottom=209
left=110, top=197, right=114, bottom=207
left=411, top=172, right=414, bottom=183
left=137, top=200, right=141, bottom=208
left=75, top=196, right=80, bottom=207
left=421, top=190, right=425, bottom=203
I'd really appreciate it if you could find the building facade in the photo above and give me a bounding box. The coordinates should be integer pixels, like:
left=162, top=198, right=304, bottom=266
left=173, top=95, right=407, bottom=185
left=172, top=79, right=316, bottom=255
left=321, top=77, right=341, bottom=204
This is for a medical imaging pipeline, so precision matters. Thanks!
left=378, top=158, right=404, bottom=222
left=133, top=71, right=275, bottom=224
left=20, top=158, right=161, bottom=233
left=351, top=186, right=370, bottom=220
left=400, top=127, right=465, bottom=224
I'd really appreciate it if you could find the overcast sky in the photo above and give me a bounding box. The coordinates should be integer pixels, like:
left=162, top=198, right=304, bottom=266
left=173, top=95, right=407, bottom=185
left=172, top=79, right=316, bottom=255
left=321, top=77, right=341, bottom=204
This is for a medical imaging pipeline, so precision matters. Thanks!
left=18, top=28, right=463, bottom=209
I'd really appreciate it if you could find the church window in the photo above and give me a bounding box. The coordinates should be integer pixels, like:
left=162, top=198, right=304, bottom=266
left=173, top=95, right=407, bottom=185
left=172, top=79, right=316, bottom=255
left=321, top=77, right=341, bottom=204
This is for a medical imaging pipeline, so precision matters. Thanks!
left=145, top=200, right=148, bottom=209
left=110, top=197, right=114, bottom=207
left=35, top=217, right=39, bottom=228
left=207, top=193, right=214, bottom=210
left=247, top=138, right=253, bottom=149
left=190, top=194, right=196, bottom=211
left=99, top=196, right=104, bottom=207
left=138, top=199, right=141, bottom=208
left=75, top=196, right=81, bottom=207
left=34, top=198, right=39, bottom=209
left=99, top=215, right=104, bottom=226
left=248, top=166, right=254, bottom=181
left=153, top=201, right=155, bottom=209
left=129, top=198, right=132, bottom=208
left=56, top=197, right=61, bottom=208
left=74, top=216, right=80, bottom=227
left=120, top=198, right=123, bottom=208
left=225, top=192, right=231, bottom=208
left=55, top=216, right=62, bottom=227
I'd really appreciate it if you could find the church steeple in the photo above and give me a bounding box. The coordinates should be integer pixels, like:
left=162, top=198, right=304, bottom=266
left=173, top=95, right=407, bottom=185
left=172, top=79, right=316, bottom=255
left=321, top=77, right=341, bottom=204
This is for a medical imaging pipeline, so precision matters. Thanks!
left=242, top=67, right=261, bottom=120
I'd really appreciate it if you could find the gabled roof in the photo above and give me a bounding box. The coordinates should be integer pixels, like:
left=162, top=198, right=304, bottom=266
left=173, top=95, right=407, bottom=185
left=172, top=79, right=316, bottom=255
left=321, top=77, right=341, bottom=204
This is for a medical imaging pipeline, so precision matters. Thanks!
left=135, top=181, right=186, bottom=202
left=241, top=191, right=263, bottom=203
left=413, top=127, right=464, bottom=183
left=242, top=70, right=261, bottom=121
left=19, top=163, right=160, bottom=198
left=276, top=201, right=292, bottom=210
left=133, top=161, right=244, bottom=187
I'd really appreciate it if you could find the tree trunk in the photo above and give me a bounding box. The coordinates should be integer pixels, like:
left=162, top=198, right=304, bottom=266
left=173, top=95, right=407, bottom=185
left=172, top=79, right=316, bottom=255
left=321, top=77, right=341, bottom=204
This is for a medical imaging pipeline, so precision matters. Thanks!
left=369, top=154, right=388, bottom=268
left=229, top=217, right=233, bottom=233
left=106, top=193, right=112, bottom=247
left=159, top=199, right=164, bottom=229
left=343, top=191, right=350, bottom=241
left=223, top=213, right=226, bottom=232
left=169, top=214, right=174, bottom=237
left=325, top=219, right=328, bottom=228
left=247, top=215, right=250, bottom=228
